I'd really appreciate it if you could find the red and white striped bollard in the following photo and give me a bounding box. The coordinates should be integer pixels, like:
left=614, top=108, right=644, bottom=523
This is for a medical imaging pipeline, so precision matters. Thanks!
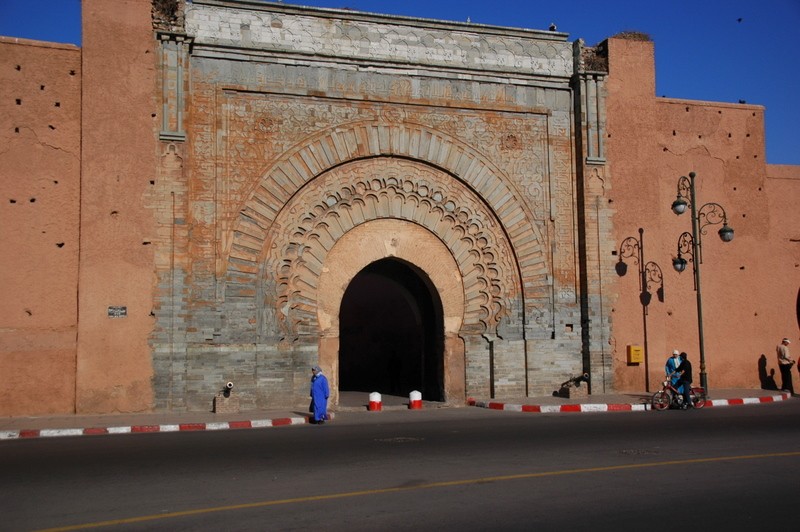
left=368, top=392, right=382, bottom=411
left=409, top=390, right=422, bottom=410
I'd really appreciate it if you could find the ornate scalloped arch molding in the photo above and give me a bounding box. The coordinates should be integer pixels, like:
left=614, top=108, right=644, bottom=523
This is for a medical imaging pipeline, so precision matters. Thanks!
left=226, top=121, right=548, bottom=336
left=262, top=158, right=520, bottom=340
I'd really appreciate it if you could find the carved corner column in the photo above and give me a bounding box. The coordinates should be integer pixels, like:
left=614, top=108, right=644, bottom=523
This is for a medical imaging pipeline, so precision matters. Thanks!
left=572, top=40, right=614, bottom=393
left=151, top=29, right=191, bottom=411
left=157, top=32, right=191, bottom=142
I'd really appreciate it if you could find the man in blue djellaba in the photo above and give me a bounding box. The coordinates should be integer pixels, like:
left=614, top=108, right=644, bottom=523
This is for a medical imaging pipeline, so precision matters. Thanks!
left=310, top=365, right=329, bottom=424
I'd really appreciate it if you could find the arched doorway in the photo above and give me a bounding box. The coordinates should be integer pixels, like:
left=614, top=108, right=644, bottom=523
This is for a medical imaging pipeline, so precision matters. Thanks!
left=339, top=258, right=444, bottom=401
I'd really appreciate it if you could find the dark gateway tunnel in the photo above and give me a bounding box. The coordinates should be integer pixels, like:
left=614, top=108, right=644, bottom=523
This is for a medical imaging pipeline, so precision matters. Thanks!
left=339, top=258, right=445, bottom=401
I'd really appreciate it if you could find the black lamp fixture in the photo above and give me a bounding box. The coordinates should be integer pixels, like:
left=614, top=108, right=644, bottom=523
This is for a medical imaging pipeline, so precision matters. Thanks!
left=671, top=172, right=734, bottom=392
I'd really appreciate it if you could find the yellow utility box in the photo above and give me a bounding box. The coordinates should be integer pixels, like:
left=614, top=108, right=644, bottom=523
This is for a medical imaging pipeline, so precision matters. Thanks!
left=627, top=345, right=643, bottom=364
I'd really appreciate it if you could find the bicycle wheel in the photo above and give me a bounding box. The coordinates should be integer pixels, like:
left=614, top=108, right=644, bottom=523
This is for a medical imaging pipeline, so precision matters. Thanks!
left=652, top=391, right=670, bottom=410
left=692, top=388, right=706, bottom=409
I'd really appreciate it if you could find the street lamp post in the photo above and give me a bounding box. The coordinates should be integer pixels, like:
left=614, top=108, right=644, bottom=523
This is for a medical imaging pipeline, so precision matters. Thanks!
left=671, top=172, right=734, bottom=392
left=616, top=228, right=664, bottom=392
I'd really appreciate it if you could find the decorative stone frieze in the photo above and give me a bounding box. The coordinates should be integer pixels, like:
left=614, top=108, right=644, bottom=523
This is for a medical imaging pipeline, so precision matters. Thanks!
left=186, top=0, right=573, bottom=80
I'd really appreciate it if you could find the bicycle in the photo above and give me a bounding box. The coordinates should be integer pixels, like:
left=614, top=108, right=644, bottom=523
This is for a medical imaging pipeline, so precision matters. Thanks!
left=651, top=376, right=706, bottom=410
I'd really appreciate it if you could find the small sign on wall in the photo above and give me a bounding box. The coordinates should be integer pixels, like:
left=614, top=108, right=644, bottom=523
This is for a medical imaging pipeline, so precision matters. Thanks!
left=108, top=306, right=127, bottom=318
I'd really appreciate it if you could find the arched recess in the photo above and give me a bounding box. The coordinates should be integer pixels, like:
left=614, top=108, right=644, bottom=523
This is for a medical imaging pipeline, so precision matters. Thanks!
left=338, top=258, right=444, bottom=400
left=225, top=120, right=549, bottom=322
left=256, top=157, right=524, bottom=403
left=317, top=219, right=463, bottom=404
left=260, top=157, right=521, bottom=342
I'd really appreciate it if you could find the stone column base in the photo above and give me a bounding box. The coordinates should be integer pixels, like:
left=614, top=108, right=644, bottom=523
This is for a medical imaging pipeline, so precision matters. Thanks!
left=213, top=393, right=240, bottom=414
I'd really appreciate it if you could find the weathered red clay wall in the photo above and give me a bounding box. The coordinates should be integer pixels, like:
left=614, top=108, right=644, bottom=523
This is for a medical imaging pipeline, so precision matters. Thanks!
left=75, top=0, right=157, bottom=413
left=3, top=9, right=798, bottom=418
left=606, top=36, right=800, bottom=393
left=0, top=38, right=81, bottom=415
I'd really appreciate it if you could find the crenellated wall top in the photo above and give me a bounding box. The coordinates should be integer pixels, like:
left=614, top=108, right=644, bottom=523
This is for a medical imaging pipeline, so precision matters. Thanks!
left=185, top=0, right=574, bottom=79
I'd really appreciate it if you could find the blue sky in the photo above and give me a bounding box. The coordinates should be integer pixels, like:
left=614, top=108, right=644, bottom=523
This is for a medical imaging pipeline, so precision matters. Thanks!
left=1, top=0, right=797, bottom=165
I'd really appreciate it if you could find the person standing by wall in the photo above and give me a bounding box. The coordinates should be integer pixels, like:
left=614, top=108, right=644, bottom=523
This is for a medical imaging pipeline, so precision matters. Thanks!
left=676, top=352, right=693, bottom=409
left=776, top=338, right=795, bottom=394
left=665, top=350, right=682, bottom=393
left=310, top=365, right=330, bottom=424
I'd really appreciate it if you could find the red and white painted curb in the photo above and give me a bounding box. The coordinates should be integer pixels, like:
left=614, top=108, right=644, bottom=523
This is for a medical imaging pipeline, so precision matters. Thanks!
left=704, top=394, right=791, bottom=407
left=0, top=416, right=310, bottom=441
left=1, top=394, right=791, bottom=440
left=468, top=392, right=791, bottom=413
left=469, top=400, right=650, bottom=413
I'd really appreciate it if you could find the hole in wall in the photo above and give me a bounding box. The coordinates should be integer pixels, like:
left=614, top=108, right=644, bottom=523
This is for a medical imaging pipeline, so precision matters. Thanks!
left=9, top=199, right=17, bottom=203
left=69, top=70, right=76, bottom=76
left=16, top=99, right=21, bottom=105
left=746, top=133, right=750, bottom=137
left=55, top=102, right=60, bottom=107
left=56, top=242, right=64, bottom=248
left=142, top=241, right=151, bottom=245
left=24, top=309, right=32, bottom=316
left=48, top=125, right=55, bottom=130
left=14, top=127, right=19, bottom=133
left=29, top=198, right=35, bottom=203
left=40, top=85, right=45, bottom=90
left=15, top=65, right=21, bottom=70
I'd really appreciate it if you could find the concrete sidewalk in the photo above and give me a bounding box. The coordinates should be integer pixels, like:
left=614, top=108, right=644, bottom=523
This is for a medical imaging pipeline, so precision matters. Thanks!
left=0, top=389, right=791, bottom=441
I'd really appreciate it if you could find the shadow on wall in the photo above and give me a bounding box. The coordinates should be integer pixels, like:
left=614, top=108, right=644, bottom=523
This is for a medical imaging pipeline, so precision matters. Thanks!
left=758, top=354, right=779, bottom=390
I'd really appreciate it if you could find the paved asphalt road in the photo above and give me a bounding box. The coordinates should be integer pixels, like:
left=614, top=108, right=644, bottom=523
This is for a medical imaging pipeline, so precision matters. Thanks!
left=3, top=401, right=799, bottom=531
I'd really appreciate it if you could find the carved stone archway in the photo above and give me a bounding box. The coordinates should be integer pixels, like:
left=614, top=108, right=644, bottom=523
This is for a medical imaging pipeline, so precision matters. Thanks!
left=255, top=156, right=524, bottom=403
left=261, top=157, right=521, bottom=341
left=317, top=218, right=464, bottom=404
left=220, top=120, right=553, bottom=402
left=225, top=120, right=548, bottom=322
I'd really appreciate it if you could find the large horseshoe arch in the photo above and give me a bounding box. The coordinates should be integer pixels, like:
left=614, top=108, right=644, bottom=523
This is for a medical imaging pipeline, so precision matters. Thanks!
left=223, top=121, right=546, bottom=405
left=256, top=156, right=523, bottom=404
left=317, top=219, right=465, bottom=405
